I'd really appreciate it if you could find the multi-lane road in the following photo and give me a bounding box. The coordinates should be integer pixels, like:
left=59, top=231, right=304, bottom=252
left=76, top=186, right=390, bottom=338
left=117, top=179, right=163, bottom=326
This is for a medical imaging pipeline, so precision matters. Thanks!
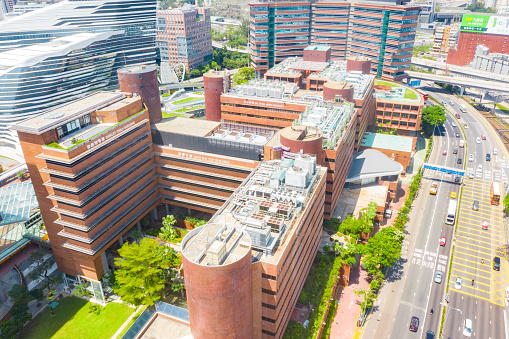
left=363, top=87, right=509, bottom=339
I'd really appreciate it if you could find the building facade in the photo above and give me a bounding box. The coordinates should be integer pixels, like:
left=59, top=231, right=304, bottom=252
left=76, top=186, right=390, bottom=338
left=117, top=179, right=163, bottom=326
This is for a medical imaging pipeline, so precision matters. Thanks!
left=0, top=0, right=156, bottom=150
left=182, top=156, right=326, bottom=339
left=249, top=1, right=421, bottom=80
left=431, top=23, right=460, bottom=56
left=471, top=45, right=509, bottom=76
left=156, top=6, right=213, bottom=73
left=447, top=14, right=509, bottom=66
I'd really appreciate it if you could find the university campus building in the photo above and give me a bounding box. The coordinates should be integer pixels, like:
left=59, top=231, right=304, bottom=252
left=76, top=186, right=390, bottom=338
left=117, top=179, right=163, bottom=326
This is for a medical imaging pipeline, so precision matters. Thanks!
left=249, top=0, right=422, bottom=81
left=12, top=53, right=420, bottom=337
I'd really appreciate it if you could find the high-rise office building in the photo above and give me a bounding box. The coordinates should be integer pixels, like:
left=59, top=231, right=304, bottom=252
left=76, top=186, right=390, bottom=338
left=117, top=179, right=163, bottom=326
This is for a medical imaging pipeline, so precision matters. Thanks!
left=157, top=6, right=213, bottom=73
left=249, top=1, right=421, bottom=80
left=0, top=0, right=156, bottom=151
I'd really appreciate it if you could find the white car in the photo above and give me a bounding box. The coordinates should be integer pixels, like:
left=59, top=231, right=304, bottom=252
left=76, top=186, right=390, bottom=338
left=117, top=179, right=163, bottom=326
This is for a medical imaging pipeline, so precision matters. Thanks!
left=463, top=318, right=472, bottom=337
left=455, top=277, right=462, bottom=290
left=476, top=137, right=481, bottom=144
left=452, top=122, right=457, bottom=127
left=435, top=271, right=443, bottom=284
left=469, top=171, right=475, bottom=179
left=494, top=148, right=498, bottom=155
left=468, top=154, right=474, bottom=162
left=477, top=164, right=483, bottom=172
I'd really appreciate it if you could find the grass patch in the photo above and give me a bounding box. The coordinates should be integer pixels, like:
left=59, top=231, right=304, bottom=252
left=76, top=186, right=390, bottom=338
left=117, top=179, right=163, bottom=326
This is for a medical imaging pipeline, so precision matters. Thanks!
left=172, top=97, right=203, bottom=105
left=175, top=105, right=205, bottom=113
left=404, top=89, right=418, bottom=100
left=20, top=296, right=135, bottom=339
left=45, top=142, right=64, bottom=150
left=374, top=80, right=398, bottom=87
left=162, top=112, right=186, bottom=118
left=496, top=103, right=509, bottom=113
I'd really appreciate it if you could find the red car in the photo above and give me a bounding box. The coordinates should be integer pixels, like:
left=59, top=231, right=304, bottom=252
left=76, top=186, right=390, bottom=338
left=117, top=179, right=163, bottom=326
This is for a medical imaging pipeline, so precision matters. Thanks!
left=440, top=237, right=447, bottom=246
left=481, top=135, right=487, bottom=140
left=455, top=114, right=461, bottom=119
left=443, top=150, right=447, bottom=155
left=482, top=220, right=488, bottom=230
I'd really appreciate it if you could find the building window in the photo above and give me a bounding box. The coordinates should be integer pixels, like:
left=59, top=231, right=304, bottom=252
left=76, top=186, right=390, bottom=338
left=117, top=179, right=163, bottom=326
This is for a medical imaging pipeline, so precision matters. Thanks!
left=262, top=273, right=277, bottom=280
left=262, top=288, right=276, bottom=295
left=262, top=316, right=276, bottom=324
left=57, top=127, right=64, bottom=138
left=262, top=302, right=276, bottom=310
left=262, top=330, right=276, bottom=336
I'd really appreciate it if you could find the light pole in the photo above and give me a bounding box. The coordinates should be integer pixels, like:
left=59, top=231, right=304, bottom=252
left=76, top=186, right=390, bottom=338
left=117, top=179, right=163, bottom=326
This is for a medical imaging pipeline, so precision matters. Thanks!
left=439, top=302, right=461, bottom=339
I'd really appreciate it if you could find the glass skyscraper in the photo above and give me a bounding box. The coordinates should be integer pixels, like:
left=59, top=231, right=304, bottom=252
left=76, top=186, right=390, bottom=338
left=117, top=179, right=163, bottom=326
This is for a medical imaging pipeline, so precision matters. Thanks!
left=0, top=0, right=156, bottom=149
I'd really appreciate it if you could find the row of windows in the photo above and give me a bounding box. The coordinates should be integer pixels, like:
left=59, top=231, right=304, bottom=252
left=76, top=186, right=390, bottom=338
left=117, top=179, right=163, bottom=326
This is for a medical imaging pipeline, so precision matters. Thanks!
left=376, top=103, right=419, bottom=110
left=262, top=273, right=277, bottom=280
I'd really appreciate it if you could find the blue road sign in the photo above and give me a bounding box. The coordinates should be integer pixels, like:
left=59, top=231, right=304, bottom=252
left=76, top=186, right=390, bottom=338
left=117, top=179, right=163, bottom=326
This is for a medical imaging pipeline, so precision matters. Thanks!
left=423, top=163, right=465, bottom=176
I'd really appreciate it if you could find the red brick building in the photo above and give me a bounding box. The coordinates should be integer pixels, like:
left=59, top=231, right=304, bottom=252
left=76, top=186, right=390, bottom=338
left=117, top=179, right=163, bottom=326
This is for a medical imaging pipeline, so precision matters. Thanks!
left=447, top=31, right=509, bottom=66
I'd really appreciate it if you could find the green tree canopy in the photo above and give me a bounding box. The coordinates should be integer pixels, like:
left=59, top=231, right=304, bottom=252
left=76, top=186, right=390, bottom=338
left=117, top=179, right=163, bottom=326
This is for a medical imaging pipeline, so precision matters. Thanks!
left=8, top=284, right=31, bottom=304
left=27, top=249, right=62, bottom=293
left=114, top=238, right=180, bottom=307
left=338, top=215, right=364, bottom=238
left=421, top=105, right=446, bottom=136
left=362, top=226, right=404, bottom=275
left=466, top=2, right=496, bottom=12
left=232, top=67, right=255, bottom=85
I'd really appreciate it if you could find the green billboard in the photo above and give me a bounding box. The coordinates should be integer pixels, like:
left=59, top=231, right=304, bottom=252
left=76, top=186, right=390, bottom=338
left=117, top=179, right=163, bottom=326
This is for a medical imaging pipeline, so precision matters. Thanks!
left=460, top=14, right=509, bottom=36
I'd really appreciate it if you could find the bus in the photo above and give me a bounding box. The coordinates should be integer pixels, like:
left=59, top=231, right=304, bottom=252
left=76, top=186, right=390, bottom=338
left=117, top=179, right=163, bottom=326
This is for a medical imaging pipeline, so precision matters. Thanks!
left=491, top=181, right=501, bottom=205
left=445, top=199, right=458, bottom=225
left=415, top=88, right=429, bottom=101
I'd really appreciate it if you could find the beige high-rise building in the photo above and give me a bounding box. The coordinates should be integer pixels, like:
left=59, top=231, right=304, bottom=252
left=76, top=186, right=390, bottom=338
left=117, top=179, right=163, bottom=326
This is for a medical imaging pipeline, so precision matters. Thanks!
left=432, top=23, right=460, bottom=56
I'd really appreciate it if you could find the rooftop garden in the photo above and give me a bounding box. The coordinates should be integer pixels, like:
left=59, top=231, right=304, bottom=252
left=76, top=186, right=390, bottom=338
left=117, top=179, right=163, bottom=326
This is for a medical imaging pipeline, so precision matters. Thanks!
left=374, top=80, right=419, bottom=101
left=162, top=112, right=187, bottom=119
left=171, top=97, right=203, bottom=105
left=44, top=109, right=145, bottom=151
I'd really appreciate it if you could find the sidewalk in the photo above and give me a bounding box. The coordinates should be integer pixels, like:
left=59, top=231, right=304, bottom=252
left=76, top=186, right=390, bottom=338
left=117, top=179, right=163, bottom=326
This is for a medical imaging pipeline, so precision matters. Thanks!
left=329, top=266, right=371, bottom=339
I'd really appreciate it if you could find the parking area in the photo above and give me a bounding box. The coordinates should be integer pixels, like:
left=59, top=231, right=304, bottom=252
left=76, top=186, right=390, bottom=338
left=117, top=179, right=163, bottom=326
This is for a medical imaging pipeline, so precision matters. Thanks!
left=450, top=177, right=507, bottom=306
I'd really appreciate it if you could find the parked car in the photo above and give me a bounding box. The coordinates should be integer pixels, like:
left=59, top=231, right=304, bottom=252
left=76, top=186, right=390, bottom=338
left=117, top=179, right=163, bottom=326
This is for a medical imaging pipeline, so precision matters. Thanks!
left=409, top=316, right=419, bottom=332
left=473, top=200, right=479, bottom=211
left=455, top=277, right=462, bottom=290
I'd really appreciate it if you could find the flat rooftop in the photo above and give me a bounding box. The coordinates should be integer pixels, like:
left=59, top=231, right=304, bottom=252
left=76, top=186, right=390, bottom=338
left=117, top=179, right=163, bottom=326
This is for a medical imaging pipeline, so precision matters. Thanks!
left=152, top=117, right=220, bottom=137
left=333, top=184, right=388, bottom=221
left=305, top=45, right=330, bottom=51
left=182, top=157, right=325, bottom=266
left=360, top=132, right=414, bottom=153
left=347, top=149, right=404, bottom=182
left=11, top=92, right=125, bottom=134
left=373, top=80, right=422, bottom=103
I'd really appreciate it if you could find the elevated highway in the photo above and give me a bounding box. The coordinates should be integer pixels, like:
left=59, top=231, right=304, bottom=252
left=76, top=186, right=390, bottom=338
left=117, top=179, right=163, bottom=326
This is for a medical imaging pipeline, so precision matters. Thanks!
left=406, top=71, right=509, bottom=94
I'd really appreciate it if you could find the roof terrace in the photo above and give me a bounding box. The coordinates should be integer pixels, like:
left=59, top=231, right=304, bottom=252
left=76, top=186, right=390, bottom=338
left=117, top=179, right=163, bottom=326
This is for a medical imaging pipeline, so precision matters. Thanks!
left=182, top=156, right=325, bottom=266
left=373, top=80, right=422, bottom=103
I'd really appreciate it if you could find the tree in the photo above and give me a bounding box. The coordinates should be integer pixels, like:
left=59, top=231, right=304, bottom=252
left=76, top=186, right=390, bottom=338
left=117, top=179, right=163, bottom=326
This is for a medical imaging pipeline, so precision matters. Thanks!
left=27, top=249, right=62, bottom=294
left=114, top=238, right=179, bottom=307
left=232, top=67, right=255, bottom=85
left=362, top=226, right=404, bottom=274
left=0, top=319, right=22, bottom=339
left=10, top=302, right=32, bottom=324
left=338, top=215, right=364, bottom=238
left=159, top=215, right=180, bottom=243
left=360, top=201, right=378, bottom=234
left=421, top=105, right=446, bottom=136
left=8, top=284, right=31, bottom=305
left=466, top=2, right=496, bottom=12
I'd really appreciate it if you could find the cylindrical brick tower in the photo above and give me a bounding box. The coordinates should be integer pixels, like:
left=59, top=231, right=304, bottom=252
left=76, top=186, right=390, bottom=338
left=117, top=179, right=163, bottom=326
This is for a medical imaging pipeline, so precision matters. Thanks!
left=347, top=56, right=372, bottom=75
left=204, top=70, right=230, bottom=122
left=182, top=224, right=253, bottom=339
left=280, top=125, right=324, bottom=166
left=323, top=81, right=355, bottom=103
left=117, top=65, right=162, bottom=124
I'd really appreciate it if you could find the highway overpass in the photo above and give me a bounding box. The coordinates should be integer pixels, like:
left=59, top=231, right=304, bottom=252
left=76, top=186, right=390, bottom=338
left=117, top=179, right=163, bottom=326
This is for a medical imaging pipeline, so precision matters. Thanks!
left=411, top=58, right=509, bottom=84
left=406, top=71, right=509, bottom=94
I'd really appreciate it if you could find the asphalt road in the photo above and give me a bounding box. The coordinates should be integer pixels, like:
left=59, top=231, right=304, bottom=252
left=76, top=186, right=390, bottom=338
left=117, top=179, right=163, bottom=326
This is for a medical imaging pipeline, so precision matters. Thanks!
left=428, top=89, right=508, bottom=339
left=387, top=103, right=460, bottom=339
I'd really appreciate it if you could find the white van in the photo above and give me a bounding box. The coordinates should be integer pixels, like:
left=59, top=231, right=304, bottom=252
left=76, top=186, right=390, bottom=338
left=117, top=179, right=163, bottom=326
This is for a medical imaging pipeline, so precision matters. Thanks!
left=459, top=140, right=465, bottom=148
left=450, top=100, right=454, bottom=106
left=463, top=318, right=472, bottom=337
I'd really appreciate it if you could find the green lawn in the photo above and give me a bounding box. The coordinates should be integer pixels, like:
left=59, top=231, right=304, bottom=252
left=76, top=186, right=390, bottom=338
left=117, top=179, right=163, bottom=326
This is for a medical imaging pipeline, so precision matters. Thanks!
left=162, top=112, right=186, bottom=118
left=172, top=97, right=203, bottom=105
left=497, top=103, right=509, bottom=113
left=374, top=80, right=398, bottom=87
left=404, top=89, right=418, bottom=100
left=175, top=105, right=205, bottom=113
left=20, top=296, right=135, bottom=339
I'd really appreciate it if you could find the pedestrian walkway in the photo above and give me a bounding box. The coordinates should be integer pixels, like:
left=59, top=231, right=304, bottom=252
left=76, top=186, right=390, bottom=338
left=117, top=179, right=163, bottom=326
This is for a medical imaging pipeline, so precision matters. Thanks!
left=401, top=133, right=428, bottom=185
left=329, top=266, right=370, bottom=339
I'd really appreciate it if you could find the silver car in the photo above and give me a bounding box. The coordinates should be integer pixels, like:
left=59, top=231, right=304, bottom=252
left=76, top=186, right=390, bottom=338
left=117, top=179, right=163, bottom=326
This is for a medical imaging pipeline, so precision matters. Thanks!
left=455, top=277, right=462, bottom=290
left=435, top=271, right=443, bottom=284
